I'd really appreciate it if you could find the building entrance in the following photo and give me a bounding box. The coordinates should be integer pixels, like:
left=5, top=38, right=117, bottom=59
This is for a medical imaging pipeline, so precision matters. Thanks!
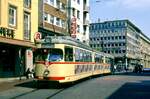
left=0, top=44, right=16, bottom=77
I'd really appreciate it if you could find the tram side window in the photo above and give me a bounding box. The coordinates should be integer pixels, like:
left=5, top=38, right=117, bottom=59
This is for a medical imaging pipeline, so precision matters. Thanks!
left=65, top=47, right=73, bottom=62
left=75, top=48, right=80, bottom=62
left=75, top=48, right=84, bottom=62
left=101, top=56, right=105, bottom=63
left=105, top=57, right=111, bottom=64
left=75, top=48, right=92, bottom=62
left=95, top=54, right=102, bottom=63
left=85, top=52, right=92, bottom=62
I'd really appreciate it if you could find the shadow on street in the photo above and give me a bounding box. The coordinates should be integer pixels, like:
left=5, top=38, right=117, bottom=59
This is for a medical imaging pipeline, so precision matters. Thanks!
left=107, top=73, right=150, bottom=99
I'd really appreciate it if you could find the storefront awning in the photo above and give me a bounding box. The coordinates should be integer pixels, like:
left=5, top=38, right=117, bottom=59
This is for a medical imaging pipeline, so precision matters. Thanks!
left=0, top=36, right=36, bottom=48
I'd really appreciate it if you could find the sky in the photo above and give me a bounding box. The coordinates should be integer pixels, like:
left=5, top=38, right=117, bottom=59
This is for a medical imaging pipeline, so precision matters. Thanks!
left=89, top=0, right=150, bottom=38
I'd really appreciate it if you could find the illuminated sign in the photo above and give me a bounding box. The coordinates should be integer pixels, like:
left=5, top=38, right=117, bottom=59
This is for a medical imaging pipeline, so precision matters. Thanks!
left=34, top=32, right=42, bottom=40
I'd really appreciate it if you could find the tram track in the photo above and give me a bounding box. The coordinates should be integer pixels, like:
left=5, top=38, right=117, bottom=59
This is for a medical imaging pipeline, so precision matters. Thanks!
left=10, top=87, right=68, bottom=99
left=45, top=88, right=65, bottom=99
left=11, top=89, right=39, bottom=99
left=10, top=84, right=69, bottom=99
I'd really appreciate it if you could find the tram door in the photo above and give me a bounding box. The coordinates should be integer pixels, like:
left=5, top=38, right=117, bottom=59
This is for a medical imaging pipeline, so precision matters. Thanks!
left=64, top=46, right=73, bottom=62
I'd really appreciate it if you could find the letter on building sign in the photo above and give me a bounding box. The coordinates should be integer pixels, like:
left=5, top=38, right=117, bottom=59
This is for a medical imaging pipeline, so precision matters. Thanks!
left=71, top=17, right=77, bottom=38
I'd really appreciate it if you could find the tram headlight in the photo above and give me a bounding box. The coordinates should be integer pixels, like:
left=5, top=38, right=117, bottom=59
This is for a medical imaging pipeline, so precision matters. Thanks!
left=43, top=69, right=50, bottom=76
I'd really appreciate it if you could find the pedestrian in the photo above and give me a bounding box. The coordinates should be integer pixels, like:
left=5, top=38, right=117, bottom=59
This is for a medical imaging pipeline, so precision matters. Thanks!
left=138, top=64, right=143, bottom=73
left=134, top=65, right=138, bottom=73
left=26, top=68, right=31, bottom=79
left=31, top=69, right=35, bottom=78
left=19, top=57, right=24, bottom=80
left=113, top=65, right=117, bottom=74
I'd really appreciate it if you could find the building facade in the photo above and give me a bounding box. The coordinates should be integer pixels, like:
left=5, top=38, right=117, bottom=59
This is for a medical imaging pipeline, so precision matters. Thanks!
left=0, top=0, right=38, bottom=77
left=140, top=33, right=150, bottom=69
left=38, top=0, right=69, bottom=38
left=68, top=0, right=90, bottom=44
left=89, top=20, right=146, bottom=70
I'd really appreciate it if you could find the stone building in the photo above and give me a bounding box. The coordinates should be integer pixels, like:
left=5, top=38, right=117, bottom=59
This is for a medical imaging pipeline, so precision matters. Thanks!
left=90, top=20, right=150, bottom=70
left=0, top=0, right=38, bottom=77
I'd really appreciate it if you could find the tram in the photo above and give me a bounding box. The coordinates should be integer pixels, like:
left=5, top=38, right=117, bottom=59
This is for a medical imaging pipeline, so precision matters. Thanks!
left=34, top=36, right=114, bottom=83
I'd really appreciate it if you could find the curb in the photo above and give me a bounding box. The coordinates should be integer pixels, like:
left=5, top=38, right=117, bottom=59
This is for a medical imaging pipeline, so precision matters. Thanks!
left=0, top=76, right=26, bottom=83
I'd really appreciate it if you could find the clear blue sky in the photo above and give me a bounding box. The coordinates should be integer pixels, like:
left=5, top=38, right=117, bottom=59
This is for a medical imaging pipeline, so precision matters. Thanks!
left=89, top=0, right=150, bottom=38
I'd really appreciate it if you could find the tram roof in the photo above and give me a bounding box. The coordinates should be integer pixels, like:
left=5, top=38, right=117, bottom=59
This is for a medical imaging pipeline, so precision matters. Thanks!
left=36, top=36, right=114, bottom=58
left=38, top=36, right=93, bottom=51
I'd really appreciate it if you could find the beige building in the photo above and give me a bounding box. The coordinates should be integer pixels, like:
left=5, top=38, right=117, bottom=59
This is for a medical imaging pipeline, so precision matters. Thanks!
left=0, top=0, right=38, bottom=77
left=140, top=33, right=150, bottom=69
left=38, top=0, right=69, bottom=37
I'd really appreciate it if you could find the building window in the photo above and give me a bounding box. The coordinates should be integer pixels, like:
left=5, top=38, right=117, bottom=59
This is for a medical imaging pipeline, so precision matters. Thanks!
left=56, top=0, right=60, bottom=9
left=122, top=50, right=126, bottom=53
left=50, top=0, right=54, bottom=5
left=77, top=25, right=80, bottom=33
left=24, top=12, right=31, bottom=40
left=44, top=12, right=48, bottom=21
left=115, top=43, right=118, bottom=47
left=77, top=0, right=80, bottom=4
left=72, top=8, right=75, bottom=16
left=119, top=43, right=121, bottom=46
left=56, top=17, right=60, bottom=26
left=77, top=10, right=80, bottom=19
left=119, top=36, right=122, bottom=39
left=61, top=20, right=65, bottom=28
left=61, top=3, right=66, bottom=12
left=119, top=50, right=121, bottom=53
left=115, top=36, right=118, bottom=40
left=24, top=0, right=31, bottom=8
left=111, top=36, right=114, bottom=40
left=9, top=5, right=17, bottom=27
left=50, top=15, right=54, bottom=24
left=123, top=36, right=126, bottom=39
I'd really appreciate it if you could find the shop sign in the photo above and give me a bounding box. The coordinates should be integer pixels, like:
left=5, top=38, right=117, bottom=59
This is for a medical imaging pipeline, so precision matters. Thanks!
left=34, top=32, right=42, bottom=40
left=25, top=50, right=33, bottom=71
left=0, top=27, right=15, bottom=38
left=71, top=16, right=77, bottom=38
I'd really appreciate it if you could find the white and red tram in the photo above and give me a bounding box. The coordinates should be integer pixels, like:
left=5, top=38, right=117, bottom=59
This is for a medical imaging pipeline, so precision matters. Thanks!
left=34, top=36, right=114, bottom=83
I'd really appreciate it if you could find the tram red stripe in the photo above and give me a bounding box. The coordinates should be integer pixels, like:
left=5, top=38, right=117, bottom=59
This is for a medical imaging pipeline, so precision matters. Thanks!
left=36, top=61, right=95, bottom=64
left=36, top=76, right=65, bottom=80
left=46, top=77, right=65, bottom=80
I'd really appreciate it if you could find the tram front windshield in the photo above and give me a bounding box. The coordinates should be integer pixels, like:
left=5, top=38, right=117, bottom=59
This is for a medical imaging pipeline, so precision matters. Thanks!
left=35, top=48, right=63, bottom=62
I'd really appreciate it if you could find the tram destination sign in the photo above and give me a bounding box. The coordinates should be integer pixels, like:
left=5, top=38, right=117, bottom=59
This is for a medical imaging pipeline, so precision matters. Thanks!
left=0, top=27, right=15, bottom=38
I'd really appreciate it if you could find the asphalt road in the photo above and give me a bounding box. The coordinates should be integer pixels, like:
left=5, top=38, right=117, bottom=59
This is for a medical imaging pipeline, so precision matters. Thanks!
left=0, top=73, right=150, bottom=99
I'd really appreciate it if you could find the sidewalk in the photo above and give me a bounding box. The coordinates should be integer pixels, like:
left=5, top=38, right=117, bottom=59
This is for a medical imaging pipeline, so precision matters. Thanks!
left=0, top=76, right=26, bottom=83
left=0, top=77, right=33, bottom=92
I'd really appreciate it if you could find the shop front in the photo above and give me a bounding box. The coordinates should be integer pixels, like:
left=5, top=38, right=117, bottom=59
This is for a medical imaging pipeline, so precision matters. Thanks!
left=0, top=36, right=35, bottom=78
